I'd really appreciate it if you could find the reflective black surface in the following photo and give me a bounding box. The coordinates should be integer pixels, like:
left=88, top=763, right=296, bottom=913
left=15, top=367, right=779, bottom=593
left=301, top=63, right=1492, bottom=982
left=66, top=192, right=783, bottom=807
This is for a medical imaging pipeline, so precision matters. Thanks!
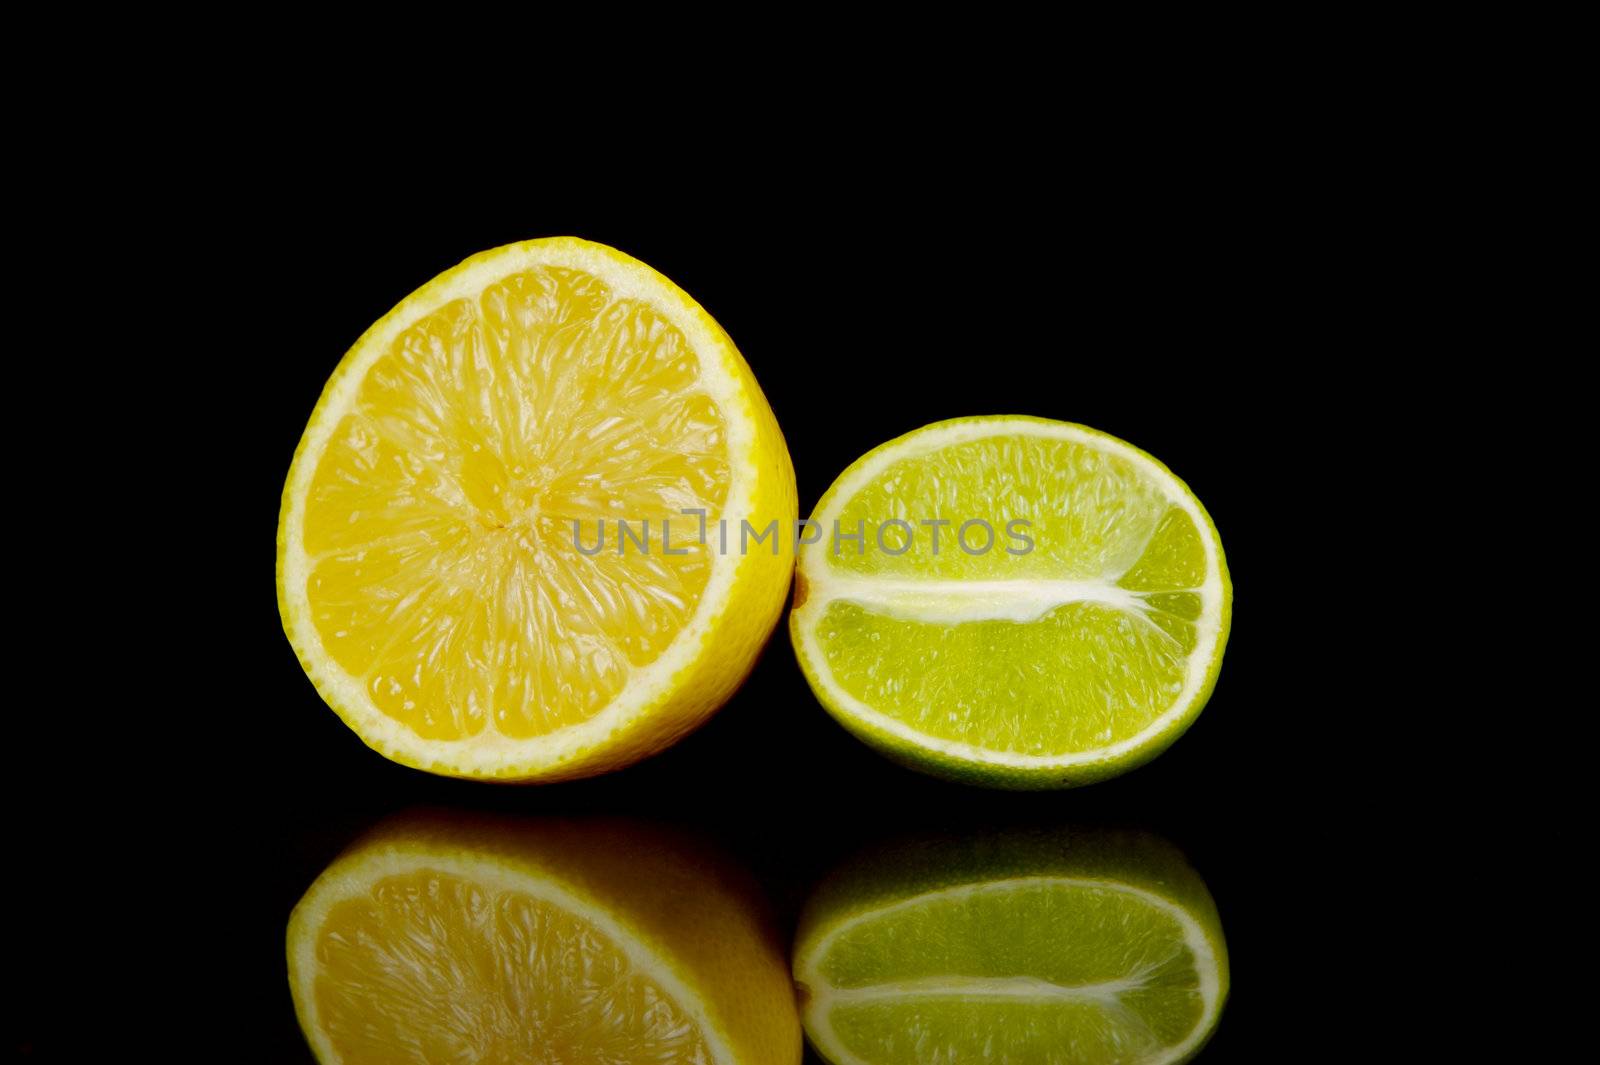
left=287, top=808, right=1228, bottom=1064
left=245, top=210, right=1326, bottom=1063
left=93, top=203, right=1357, bottom=1062
left=254, top=607, right=1295, bottom=1063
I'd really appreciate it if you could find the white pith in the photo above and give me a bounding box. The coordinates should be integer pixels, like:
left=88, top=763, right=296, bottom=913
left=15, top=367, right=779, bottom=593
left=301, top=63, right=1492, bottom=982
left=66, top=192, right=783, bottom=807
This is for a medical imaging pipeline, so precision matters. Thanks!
left=279, top=239, right=758, bottom=774
left=795, top=876, right=1223, bottom=1065
left=821, top=974, right=1153, bottom=1003
left=801, top=575, right=1149, bottom=624
left=287, top=846, right=738, bottom=1065
left=793, top=419, right=1226, bottom=771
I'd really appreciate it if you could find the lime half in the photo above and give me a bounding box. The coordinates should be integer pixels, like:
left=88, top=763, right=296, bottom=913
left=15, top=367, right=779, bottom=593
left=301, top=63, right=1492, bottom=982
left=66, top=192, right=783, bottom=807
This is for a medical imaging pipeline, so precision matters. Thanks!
left=790, top=417, right=1231, bottom=788
left=793, top=829, right=1228, bottom=1065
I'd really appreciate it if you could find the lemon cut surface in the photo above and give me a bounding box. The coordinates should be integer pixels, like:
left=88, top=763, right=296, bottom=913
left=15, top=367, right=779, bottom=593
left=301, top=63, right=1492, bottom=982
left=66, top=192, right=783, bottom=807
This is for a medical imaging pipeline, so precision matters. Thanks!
left=289, top=816, right=800, bottom=1064
left=278, top=238, right=795, bottom=780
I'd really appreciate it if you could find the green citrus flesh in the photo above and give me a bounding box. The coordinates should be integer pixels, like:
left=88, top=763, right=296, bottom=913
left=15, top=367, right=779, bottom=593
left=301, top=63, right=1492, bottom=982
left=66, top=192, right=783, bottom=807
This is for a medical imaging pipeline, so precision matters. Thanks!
left=794, top=830, right=1228, bottom=1065
left=791, top=417, right=1231, bottom=788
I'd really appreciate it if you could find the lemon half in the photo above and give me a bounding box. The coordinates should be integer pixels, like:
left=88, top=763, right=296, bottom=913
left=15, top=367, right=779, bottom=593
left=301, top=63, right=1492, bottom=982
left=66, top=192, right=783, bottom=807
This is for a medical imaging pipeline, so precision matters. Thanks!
left=289, top=814, right=801, bottom=1064
left=278, top=238, right=796, bottom=780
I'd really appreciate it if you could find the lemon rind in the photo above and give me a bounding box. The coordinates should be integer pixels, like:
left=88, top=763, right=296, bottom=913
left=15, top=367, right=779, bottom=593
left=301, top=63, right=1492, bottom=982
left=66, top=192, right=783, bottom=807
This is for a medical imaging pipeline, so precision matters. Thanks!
left=277, top=237, right=794, bottom=780
left=286, top=841, right=742, bottom=1065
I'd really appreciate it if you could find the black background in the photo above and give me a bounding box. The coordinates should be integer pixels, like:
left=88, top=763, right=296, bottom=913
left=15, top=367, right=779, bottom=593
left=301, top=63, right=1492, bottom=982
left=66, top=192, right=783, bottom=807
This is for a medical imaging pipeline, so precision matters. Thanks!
left=84, top=197, right=1364, bottom=1062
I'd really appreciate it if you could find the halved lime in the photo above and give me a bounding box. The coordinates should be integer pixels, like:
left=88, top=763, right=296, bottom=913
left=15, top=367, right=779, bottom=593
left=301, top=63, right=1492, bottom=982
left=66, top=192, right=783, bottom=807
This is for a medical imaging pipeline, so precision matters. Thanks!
left=793, top=829, right=1228, bottom=1065
left=790, top=417, right=1230, bottom=788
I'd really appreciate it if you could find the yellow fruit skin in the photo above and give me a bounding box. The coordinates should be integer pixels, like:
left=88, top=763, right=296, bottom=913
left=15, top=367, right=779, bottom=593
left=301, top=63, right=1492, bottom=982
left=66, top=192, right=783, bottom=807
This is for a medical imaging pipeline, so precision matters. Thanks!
left=276, top=238, right=797, bottom=782
left=288, top=811, right=803, bottom=1065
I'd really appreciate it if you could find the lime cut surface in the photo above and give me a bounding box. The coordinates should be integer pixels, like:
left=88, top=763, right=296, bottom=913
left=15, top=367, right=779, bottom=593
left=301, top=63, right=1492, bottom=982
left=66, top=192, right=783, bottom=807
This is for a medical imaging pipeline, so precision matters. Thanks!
left=794, top=830, right=1228, bottom=1065
left=791, top=417, right=1231, bottom=787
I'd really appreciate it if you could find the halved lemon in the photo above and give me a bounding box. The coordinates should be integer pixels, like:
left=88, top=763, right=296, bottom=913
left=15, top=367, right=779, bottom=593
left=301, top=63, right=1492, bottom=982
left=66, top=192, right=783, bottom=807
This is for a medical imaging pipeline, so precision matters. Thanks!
left=277, top=238, right=796, bottom=780
left=288, top=812, right=801, bottom=1064
left=791, top=417, right=1230, bottom=788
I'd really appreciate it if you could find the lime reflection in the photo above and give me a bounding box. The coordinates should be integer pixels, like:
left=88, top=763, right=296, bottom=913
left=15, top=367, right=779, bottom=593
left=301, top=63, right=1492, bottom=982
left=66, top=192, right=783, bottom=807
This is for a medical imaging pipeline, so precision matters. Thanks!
left=287, top=811, right=800, bottom=1065
left=793, top=827, right=1228, bottom=1065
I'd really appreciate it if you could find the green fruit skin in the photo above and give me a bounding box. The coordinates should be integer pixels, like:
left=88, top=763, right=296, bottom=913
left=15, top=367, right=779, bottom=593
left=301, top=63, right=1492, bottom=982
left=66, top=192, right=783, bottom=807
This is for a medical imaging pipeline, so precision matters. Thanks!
left=794, top=826, right=1231, bottom=1065
left=791, top=415, right=1232, bottom=790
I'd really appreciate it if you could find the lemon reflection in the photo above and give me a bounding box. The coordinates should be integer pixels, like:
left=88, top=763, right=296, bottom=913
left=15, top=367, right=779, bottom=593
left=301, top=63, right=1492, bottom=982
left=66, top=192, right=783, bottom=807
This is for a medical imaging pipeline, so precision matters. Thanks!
left=794, top=827, right=1228, bottom=1065
left=287, top=811, right=800, bottom=1064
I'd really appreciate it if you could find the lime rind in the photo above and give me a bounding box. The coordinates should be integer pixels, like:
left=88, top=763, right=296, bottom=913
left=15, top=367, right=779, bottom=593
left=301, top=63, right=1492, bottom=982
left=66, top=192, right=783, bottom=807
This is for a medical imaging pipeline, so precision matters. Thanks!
left=793, top=828, right=1229, bottom=1065
left=790, top=416, right=1231, bottom=789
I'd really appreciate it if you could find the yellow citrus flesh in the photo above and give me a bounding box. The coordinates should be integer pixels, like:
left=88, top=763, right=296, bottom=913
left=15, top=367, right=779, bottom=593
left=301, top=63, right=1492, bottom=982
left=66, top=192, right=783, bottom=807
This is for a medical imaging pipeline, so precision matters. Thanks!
left=289, top=815, right=802, bottom=1065
left=303, top=271, right=726, bottom=739
left=278, top=238, right=796, bottom=780
left=313, top=869, right=716, bottom=1063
